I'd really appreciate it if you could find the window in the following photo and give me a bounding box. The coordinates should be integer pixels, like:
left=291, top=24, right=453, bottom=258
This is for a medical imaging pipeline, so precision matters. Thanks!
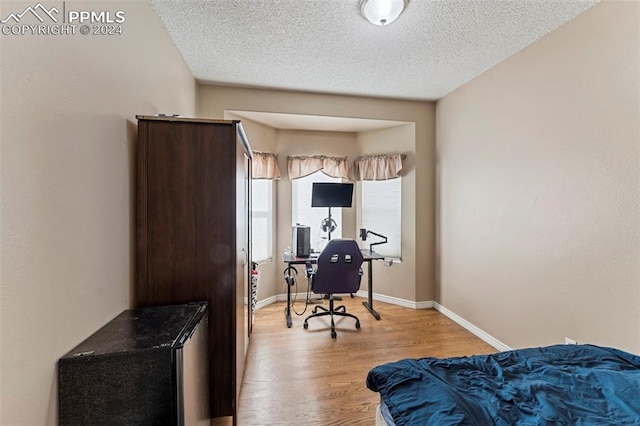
left=251, top=179, right=273, bottom=262
left=361, top=178, right=401, bottom=258
left=292, top=171, right=342, bottom=252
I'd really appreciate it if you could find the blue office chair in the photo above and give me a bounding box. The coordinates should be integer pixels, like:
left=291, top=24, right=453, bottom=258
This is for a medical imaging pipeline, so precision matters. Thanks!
left=303, top=239, right=364, bottom=338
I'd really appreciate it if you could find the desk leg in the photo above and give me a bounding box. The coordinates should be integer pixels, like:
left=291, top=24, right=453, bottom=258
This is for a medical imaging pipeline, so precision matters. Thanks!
left=285, top=266, right=293, bottom=328
left=362, top=260, right=381, bottom=320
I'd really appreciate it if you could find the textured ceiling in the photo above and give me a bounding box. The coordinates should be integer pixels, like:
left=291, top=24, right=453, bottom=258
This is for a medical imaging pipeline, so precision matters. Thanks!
left=150, top=0, right=599, bottom=101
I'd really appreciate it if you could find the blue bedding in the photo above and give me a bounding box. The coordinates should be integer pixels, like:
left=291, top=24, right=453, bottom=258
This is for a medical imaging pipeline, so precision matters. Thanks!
left=366, top=344, right=640, bottom=425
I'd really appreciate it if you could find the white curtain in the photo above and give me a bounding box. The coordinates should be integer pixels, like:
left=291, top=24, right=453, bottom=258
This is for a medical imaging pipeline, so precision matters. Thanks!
left=350, top=153, right=405, bottom=181
left=287, top=155, right=349, bottom=180
left=252, top=151, right=281, bottom=180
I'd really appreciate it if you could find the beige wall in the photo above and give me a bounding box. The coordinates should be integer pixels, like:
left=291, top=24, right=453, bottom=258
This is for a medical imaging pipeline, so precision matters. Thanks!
left=436, top=0, right=640, bottom=353
left=0, top=1, right=196, bottom=424
left=199, top=85, right=436, bottom=303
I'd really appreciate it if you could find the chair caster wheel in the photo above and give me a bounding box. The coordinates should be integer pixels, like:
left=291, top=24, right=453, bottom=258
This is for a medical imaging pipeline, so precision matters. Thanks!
left=303, top=322, right=308, bottom=329
left=331, top=330, right=337, bottom=338
left=355, top=321, right=360, bottom=329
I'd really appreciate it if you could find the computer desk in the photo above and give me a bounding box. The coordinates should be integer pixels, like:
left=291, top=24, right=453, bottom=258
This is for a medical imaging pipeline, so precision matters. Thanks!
left=282, top=249, right=385, bottom=328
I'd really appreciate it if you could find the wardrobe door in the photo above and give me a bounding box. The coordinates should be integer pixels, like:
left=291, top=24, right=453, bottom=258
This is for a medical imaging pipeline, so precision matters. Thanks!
left=198, top=122, right=238, bottom=417
left=233, top=124, right=253, bottom=420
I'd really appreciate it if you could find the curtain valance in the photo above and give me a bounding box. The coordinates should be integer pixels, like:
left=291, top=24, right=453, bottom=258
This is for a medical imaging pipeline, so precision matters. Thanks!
left=287, top=155, right=349, bottom=180
left=350, top=153, right=406, bottom=181
left=252, top=151, right=282, bottom=180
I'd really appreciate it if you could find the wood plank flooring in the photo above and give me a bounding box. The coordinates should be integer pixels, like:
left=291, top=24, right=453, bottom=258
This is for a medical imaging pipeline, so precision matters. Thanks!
left=237, top=297, right=496, bottom=425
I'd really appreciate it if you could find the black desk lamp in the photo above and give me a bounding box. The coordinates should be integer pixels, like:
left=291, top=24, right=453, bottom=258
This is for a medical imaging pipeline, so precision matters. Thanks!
left=360, top=228, right=387, bottom=252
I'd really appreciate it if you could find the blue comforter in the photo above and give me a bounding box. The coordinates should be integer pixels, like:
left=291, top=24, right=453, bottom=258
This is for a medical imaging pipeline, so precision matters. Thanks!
left=366, top=345, right=640, bottom=425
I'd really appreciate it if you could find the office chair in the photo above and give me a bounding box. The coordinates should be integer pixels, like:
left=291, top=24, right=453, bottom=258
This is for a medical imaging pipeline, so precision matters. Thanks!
left=303, top=239, right=363, bottom=338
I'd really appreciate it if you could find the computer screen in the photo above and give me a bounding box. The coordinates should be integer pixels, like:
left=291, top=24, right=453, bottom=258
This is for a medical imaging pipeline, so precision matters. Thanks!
left=311, top=183, right=354, bottom=208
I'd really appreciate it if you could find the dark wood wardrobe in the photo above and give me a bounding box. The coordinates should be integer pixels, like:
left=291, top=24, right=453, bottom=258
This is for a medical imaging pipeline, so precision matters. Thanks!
left=135, top=116, right=252, bottom=422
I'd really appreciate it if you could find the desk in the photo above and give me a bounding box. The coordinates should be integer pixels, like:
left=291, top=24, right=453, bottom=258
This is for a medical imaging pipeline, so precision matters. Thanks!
left=282, top=249, right=385, bottom=328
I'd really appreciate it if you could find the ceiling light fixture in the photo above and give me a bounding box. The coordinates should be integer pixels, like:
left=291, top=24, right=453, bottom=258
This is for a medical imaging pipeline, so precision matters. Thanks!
left=360, top=0, right=408, bottom=26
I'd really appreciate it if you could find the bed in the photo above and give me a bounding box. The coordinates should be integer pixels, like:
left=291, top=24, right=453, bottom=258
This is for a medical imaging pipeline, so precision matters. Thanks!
left=367, top=344, right=640, bottom=425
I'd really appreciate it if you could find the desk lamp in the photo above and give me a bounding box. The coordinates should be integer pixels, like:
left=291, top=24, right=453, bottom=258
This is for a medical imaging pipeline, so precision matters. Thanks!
left=359, top=228, right=388, bottom=253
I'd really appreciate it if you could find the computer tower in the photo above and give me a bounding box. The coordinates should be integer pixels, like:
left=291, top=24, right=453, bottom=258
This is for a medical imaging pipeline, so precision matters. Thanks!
left=292, top=225, right=311, bottom=258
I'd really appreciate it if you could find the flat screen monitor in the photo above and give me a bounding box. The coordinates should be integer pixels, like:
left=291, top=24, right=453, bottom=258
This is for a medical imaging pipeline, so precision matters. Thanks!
left=311, top=183, right=354, bottom=208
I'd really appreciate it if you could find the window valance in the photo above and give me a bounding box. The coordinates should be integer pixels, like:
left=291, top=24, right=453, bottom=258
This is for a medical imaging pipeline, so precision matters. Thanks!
left=252, top=151, right=282, bottom=180
left=287, top=155, right=349, bottom=180
left=350, top=153, right=406, bottom=181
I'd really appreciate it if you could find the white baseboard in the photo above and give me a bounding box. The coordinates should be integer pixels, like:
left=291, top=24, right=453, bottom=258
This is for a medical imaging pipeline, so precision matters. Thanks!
left=275, top=292, right=311, bottom=303
left=255, top=291, right=511, bottom=352
left=433, top=302, right=512, bottom=352
left=355, top=290, right=434, bottom=310
left=255, top=295, right=278, bottom=311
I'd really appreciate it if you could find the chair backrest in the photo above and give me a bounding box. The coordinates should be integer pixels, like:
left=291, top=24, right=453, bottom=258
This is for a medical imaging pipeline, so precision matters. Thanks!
left=312, top=239, right=364, bottom=294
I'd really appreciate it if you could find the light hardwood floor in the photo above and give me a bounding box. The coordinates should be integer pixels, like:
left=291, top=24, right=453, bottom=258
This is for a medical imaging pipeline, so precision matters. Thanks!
left=237, top=296, right=496, bottom=425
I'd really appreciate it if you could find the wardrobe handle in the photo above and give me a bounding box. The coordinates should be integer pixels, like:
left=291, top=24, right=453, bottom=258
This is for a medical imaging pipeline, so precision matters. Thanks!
left=241, top=248, right=248, bottom=266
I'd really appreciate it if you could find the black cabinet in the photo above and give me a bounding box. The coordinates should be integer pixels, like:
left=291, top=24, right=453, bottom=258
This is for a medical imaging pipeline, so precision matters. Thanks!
left=58, top=303, right=209, bottom=426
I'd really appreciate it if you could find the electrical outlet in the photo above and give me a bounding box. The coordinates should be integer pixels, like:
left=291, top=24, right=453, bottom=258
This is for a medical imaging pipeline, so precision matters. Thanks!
left=565, top=337, right=577, bottom=345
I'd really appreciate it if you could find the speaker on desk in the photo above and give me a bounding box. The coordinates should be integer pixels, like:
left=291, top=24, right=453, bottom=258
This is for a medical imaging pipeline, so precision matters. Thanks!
left=292, top=225, right=311, bottom=258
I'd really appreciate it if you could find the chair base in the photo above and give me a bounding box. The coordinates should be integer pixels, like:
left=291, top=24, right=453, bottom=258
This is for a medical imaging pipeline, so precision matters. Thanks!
left=303, top=297, right=360, bottom=338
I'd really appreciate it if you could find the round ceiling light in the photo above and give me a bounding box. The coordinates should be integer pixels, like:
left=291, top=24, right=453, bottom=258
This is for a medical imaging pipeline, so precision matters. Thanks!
left=360, top=0, right=408, bottom=26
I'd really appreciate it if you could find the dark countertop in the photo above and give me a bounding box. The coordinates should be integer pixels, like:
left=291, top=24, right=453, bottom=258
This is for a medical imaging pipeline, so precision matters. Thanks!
left=60, top=302, right=207, bottom=358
